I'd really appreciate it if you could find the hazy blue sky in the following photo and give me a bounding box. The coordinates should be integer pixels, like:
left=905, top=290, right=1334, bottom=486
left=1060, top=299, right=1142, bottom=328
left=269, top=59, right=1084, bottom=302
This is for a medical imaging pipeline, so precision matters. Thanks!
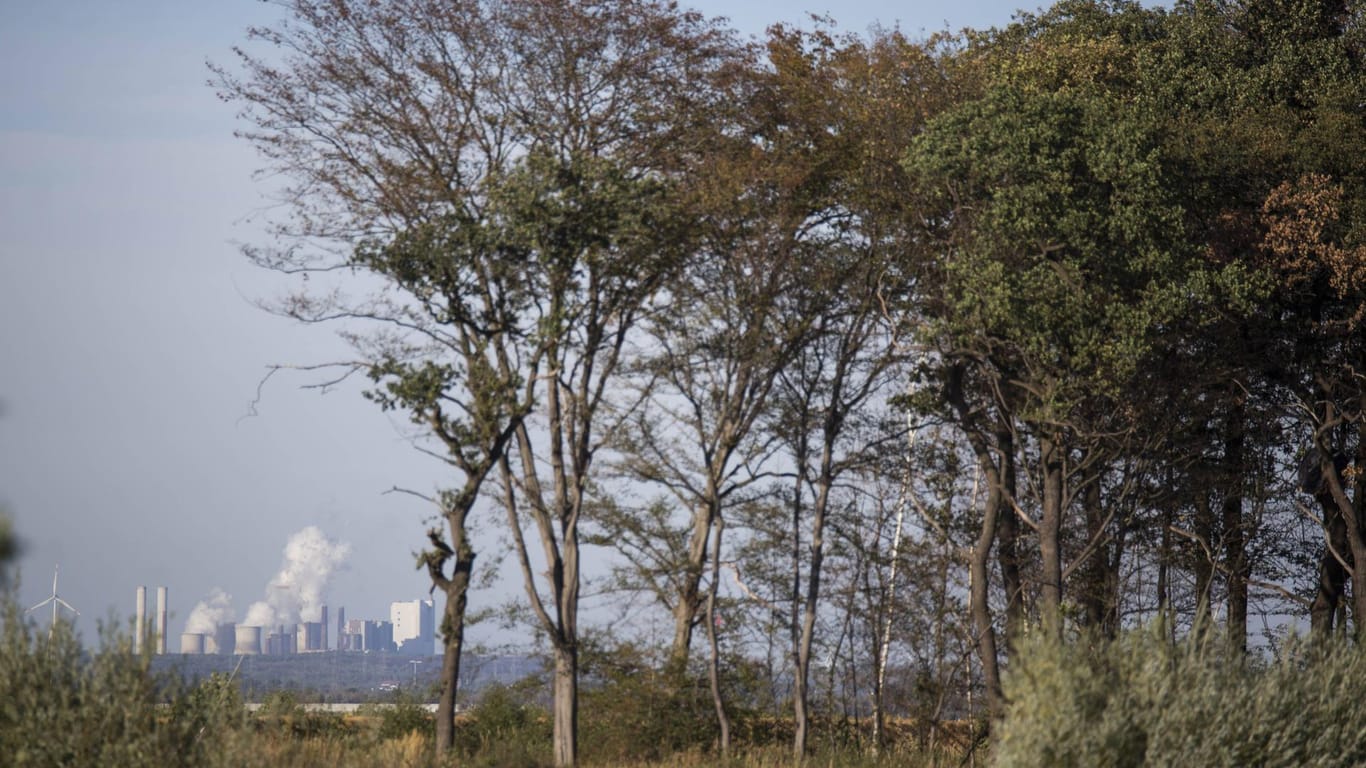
left=0, top=0, right=1034, bottom=648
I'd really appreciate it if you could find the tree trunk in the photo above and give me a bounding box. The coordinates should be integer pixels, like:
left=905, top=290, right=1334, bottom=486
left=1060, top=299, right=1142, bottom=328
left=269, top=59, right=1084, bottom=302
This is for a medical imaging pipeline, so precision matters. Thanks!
left=435, top=527, right=474, bottom=754
left=670, top=503, right=712, bottom=672
left=1079, top=473, right=1122, bottom=638
left=944, top=364, right=1004, bottom=716
left=1221, top=399, right=1247, bottom=652
left=1192, top=492, right=1216, bottom=623
left=1037, top=434, right=1065, bottom=634
left=705, top=515, right=730, bottom=756
left=970, top=479, right=1005, bottom=719
left=1080, top=476, right=1106, bottom=633
left=995, top=425, right=1024, bottom=643
left=552, top=643, right=578, bottom=768
left=1316, top=403, right=1366, bottom=638
left=871, top=463, right=909, bottom=753
left=793, top=474, right=832, bottom=760
left=1310, top=492, right=1350, bottom=637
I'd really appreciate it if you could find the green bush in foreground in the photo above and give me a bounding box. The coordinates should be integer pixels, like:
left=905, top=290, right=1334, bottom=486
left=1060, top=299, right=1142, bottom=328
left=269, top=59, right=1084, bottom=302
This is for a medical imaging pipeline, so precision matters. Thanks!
left=0, top=597, right=238, bottom=768
left=995, top=626, right=1366, bottom=768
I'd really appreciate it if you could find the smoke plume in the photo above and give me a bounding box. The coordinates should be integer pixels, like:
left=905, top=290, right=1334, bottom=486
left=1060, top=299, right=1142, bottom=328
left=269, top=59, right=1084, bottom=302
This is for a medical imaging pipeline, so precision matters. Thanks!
left=184, top=588, right=235, bottom=635
left=243, top=526, right=351, bottom=628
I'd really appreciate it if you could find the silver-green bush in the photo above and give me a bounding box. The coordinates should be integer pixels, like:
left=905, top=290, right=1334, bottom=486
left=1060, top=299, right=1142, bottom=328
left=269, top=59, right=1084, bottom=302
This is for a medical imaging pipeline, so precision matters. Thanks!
left=0, top=596, right=253, bottom=768
left=995, top=626, right=1366, bottom=767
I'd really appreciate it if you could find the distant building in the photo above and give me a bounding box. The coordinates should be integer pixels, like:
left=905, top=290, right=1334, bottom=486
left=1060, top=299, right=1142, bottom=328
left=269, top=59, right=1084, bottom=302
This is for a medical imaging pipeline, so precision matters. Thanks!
left=266, top=625, right=297, bottom=655
left=300, top=621, right=324, bottom=652
left=343, top=617, right=395, bottom=653
left=391, top=599, right=435, bottom=655
left=364, top=619, right=395, bottom=653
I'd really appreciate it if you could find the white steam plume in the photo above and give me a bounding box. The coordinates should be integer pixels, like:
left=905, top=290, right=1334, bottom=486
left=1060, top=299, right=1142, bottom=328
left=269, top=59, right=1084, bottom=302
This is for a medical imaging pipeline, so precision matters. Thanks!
left=184, top=588, right=236, bottom=635
left=243, top=526, right=350, bottom=628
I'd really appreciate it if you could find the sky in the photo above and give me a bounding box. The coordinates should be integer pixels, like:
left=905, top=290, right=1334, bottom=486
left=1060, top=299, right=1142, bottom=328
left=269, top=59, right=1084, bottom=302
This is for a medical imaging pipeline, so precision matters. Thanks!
left=0, top=0, right=1036, bottom=649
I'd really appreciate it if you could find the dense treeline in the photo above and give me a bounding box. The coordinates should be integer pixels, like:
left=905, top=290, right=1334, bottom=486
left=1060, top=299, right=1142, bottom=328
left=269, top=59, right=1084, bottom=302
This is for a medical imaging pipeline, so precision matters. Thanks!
left=213, top=0, right=1366, bottom=764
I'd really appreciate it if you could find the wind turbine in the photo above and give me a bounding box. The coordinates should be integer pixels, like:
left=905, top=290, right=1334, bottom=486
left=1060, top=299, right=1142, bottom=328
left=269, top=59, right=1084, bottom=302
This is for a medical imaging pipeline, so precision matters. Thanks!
left=28, top=564, right=79, bottom=632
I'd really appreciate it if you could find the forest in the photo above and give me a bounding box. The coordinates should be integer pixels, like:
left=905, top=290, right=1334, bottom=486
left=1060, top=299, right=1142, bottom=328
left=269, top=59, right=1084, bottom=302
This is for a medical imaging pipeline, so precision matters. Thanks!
left=6, top=0, right=1361, bottom=766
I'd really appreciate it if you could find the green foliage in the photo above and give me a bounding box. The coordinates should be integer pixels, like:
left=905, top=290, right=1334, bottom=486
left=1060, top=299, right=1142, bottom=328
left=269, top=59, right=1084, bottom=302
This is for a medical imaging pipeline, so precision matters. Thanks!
left=369, top=689, right=435, bottom=741
left=577, top=642, right=717, bottom=762
left=996, top=627, right=1366, bottom=767
left=454, top=681, right=552, bottom=766
left=905, top=75, right=1196, bottom=414
left=0, top=598, right=226, bottom=768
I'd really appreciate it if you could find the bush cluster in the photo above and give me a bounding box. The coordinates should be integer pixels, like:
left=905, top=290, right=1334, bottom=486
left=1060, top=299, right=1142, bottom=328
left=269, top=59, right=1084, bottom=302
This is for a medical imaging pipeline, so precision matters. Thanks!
left=995, top=626, right=1366, bottom=768
left=0, top=598, right=237, bottom=767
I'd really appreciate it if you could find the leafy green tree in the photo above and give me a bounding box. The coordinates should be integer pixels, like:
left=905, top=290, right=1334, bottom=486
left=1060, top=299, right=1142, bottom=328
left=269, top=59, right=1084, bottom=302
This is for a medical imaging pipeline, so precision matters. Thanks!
left=213, top=2, right=737, bottom=763
left=902, top=0, right=1206, bottom=709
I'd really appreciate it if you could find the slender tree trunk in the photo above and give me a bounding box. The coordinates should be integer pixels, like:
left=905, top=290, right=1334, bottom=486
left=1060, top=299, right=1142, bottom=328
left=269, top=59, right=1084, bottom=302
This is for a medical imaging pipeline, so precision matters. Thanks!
left=1081, top=476, right=1106, bottom=632
left=995, top=425, right=1024, bottom=643
left=794, top=473, right=832, bottom=760
left=1192, top=492, right=1216, bottom=623
left=944, top=365, right=1004, bottom=716
left=1222, top=399, right=1247, bottom=652
left=435, top=515, right=475, bottom=754
left=970, top=481, right=1004, bottom=719
left=1037, top=434, right=1065, bottom=634
left=671, top=503, right=712, bottom=672
left=872, top=469, right=909, bottom=753
left=1079, top=474, right=1121, bottom=638
left=705, top=515, right=730, bottom=756
left=790, top=454, right=806, bottom=758
left=1310, top=493, right=1349, bottom=637
left=1157, top=477, right=1173, bottom=628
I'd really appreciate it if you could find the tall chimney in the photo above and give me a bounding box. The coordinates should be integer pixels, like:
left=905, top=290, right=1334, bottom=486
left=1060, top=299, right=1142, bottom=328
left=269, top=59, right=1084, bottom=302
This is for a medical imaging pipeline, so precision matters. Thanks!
left=155, top=586, right=168, bottom=655
left=337, top=606, right=345, bottom=651
left=135, top=586, right=147, bottom=654
left=321, top=605, right=329, bottom=652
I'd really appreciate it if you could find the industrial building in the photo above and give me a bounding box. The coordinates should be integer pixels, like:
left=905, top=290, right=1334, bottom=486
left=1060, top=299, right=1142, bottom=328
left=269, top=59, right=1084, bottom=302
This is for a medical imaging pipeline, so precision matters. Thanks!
left=391, top=599, right=435, bottom=656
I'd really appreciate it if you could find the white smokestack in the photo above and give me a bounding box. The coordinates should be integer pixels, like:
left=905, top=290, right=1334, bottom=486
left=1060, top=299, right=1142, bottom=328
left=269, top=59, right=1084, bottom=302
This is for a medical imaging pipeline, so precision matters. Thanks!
left=244, top=527, right=350, bottom=630
left=155, top=586, right=168, bottom=655
left=135, top=586, right=147, bottom=654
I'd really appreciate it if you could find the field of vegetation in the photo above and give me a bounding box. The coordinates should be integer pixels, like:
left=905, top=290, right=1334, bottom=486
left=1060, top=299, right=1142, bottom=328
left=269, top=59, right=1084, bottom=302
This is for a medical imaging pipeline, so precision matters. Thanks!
left=11, top=591, right=1366, bottom=767
left=0, top=595, right=970, bottom=768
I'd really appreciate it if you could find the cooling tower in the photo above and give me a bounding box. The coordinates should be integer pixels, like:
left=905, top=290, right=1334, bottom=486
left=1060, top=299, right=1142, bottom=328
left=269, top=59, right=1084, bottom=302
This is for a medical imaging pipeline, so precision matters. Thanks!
left=235, top=625, right=262, bottom=655
left=135, top=586, right=148, bottom=654
left=210, top=622, right=236, bottom=655
left=155, top=586, right=168, bottom=655
left=180, top=633, right=205, bottom=655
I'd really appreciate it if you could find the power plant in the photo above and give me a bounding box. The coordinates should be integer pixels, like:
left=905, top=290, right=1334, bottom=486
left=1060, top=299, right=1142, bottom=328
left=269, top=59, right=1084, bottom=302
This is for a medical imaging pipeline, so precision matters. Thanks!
left=174, top=602, right=434, bottom=656
left=153, top=526, right=437, bottom=657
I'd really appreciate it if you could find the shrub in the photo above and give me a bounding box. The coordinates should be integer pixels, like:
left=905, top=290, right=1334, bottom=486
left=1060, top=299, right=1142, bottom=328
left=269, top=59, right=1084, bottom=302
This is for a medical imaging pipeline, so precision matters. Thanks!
left=995, top=626, right=1366, bottom=767
left=374, top=689, right=435, bottom=741
left=455, top=681, right=552, bottom=767
left=0, top=598, right=215, bottom=768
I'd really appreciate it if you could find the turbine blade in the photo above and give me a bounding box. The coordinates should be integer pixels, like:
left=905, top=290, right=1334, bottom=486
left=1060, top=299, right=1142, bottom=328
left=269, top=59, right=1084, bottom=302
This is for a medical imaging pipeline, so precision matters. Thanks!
left=55, top=598, right=78, bottom=616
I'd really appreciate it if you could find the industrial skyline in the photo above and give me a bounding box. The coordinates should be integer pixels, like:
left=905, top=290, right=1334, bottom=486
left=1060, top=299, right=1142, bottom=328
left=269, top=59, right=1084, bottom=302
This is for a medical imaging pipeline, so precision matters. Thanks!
left=172, top=596, right=437, bottom=657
